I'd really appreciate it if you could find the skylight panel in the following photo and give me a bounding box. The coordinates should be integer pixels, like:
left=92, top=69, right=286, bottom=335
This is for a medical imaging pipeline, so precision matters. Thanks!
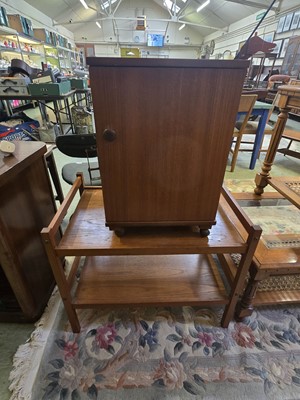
left=164, top=0, right=180, bottom=14
left=101, top=0, right=117, bottom=10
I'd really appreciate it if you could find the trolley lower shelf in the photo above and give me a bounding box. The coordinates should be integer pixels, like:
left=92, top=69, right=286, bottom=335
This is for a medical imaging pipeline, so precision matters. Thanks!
left=74, top=254, right=228, bottom=308
left=41, top=176, right=261, bottom=332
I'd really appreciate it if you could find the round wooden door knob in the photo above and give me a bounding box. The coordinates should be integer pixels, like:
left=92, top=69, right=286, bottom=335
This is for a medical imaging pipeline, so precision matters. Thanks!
left=103, top=129, right=117, bottom=142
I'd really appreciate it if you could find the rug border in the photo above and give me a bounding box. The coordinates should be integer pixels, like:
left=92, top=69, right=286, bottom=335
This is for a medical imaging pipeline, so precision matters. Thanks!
left=8, top=288, right=61, bottom=400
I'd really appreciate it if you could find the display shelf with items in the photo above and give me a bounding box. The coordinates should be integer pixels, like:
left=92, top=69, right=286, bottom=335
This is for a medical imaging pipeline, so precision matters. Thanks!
left=74, top=46, right=86, bottom=69
left=17, top=33, right=45, bottom=69
left=57, top=46, right=71, bottom=71
left=78, top=49, right=85, bottom=68
left=55, top=33, right=68, bottom=49
left=44, top=44, right=59, bottom=69
left=34, top=28, right=57, bottom=47
left=68, top=44, right=81, bottom=70
left=58, top=41, right=84, bottom=71
left=0, top=30, right=26, bottom=111
left=0, top=28, right=21, bottom=64
left=7, top=14, right=34, bottom=37
left=70, top=49, right=78, bottom=70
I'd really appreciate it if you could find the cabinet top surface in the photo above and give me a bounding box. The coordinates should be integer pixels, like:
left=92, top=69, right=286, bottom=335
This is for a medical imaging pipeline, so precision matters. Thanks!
left=87, top=57, right=249, bottom=70
left=0, top=141, right=46, bottom=183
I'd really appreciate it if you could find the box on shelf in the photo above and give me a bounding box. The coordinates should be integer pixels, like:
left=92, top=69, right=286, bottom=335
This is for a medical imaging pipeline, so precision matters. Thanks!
left=0, top=76, right=30, bottom=87
left=0, top=76, right=30, bottom=95
left=28, top=80, right=71, bottom=96
left=0, top=86, right=28, bottom=95
left=7, top=14, right=34, bottom=36
left=70, top=78, right=88, bottom=89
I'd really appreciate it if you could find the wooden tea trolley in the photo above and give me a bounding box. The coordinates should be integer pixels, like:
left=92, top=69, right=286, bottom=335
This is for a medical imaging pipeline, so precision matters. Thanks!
left=41, top=176, right=261, bottom=332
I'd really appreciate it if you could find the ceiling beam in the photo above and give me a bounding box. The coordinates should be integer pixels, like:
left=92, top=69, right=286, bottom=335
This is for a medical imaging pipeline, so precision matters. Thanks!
left=54, top=16, right=227, bottom=31
left=224, top=0, right=278, bottom=11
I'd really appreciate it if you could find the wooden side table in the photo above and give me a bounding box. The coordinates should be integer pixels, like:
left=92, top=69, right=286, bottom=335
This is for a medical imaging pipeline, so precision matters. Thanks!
left=0, top=141, right=60, bottom=321
left=239, top=83, right=300, bottom=317
left=255, top=83, right=300, bottom=197
left=230, top=183, right=300, bottom=318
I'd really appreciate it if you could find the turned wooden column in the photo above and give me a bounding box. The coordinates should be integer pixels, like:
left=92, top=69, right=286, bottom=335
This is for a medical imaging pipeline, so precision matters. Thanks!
left=254, top=84, right=300, bottom=195
left=235, top=266, right=260, bottom=319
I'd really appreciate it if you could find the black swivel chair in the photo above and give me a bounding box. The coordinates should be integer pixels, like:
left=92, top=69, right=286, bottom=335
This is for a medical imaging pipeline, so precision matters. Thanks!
left=56, top=134, right=101, bottom=186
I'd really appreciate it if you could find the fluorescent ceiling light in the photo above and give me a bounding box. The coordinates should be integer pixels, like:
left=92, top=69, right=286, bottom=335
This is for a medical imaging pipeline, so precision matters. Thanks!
left=179, top=23, right=186, bottom=31
left=197, top=0, right=210, bottom=13
left=126, top=51, right=135, bottom=56
left=79, top=0, right=89, bottom=9
left=96, top=21, right=101, bottom=29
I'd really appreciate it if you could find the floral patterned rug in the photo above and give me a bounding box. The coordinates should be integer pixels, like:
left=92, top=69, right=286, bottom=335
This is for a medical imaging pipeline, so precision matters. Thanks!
left=9, top=291, right=300, bottom=400
left=9, top=179, right=300, bottom=400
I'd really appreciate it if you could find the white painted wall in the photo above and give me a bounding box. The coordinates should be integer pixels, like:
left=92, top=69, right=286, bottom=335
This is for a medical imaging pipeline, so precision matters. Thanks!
left=204, top=1, right=300, bottom=68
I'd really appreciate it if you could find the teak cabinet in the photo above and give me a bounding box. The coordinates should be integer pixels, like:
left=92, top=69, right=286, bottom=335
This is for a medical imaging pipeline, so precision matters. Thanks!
left=88, top=58, right=249, bottom=235
left=0, top=141, right=58, bottom=322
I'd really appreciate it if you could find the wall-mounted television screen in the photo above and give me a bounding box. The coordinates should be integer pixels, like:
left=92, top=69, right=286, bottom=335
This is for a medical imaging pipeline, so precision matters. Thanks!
left=147, top=34, right=164, bottom=47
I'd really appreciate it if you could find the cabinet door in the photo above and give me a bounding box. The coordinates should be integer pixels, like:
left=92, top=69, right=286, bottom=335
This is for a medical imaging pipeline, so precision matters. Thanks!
left=90, top=59, right=248, bottom=227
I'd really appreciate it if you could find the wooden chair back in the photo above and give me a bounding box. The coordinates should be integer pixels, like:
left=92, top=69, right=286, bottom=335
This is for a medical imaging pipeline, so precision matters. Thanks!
left=230, top=94, right=257, bottom=172
left=234, top=91, right=281, bottom=159
left=56, top=134, right=101, bottom=186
